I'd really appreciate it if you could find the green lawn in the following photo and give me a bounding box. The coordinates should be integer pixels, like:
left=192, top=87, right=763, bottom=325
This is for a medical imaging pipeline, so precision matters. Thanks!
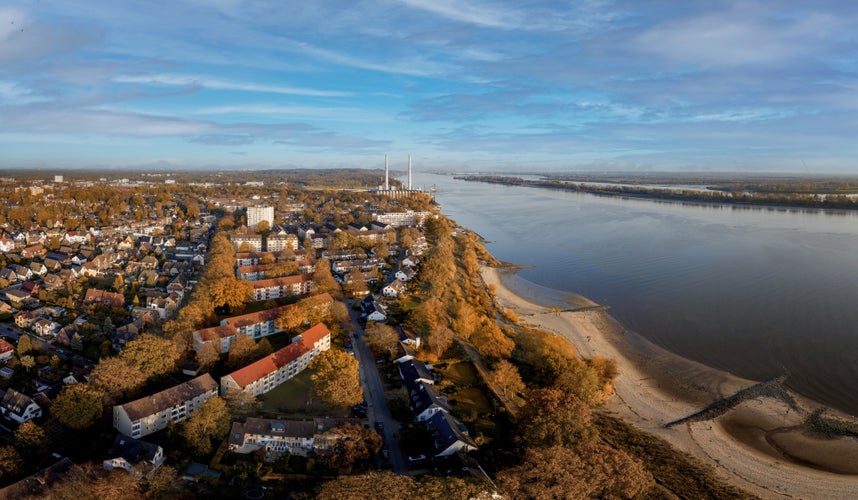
left=257, top=368, right=348, bottom=417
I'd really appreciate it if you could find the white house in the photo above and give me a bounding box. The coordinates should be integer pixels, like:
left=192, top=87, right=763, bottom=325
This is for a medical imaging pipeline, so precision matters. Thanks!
left=0, top=389, right=42, bottom=424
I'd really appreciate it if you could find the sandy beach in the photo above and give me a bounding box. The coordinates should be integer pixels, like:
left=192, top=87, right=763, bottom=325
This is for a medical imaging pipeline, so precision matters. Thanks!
left=481, top=266, right=858, bottom=499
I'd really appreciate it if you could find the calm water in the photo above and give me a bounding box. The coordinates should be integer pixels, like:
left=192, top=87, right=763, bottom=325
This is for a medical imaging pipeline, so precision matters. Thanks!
left=423, top=173, right=858, bottom=416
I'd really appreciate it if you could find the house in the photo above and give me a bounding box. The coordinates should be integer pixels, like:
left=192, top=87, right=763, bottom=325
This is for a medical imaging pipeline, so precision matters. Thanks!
left=84, top=288, right=125, bottom=309
left=11, top=264, right=33, bottom=281
left=32, top=318, right=59, bottom=337
left=382, top=279, right=406, bottom=298
left=0, top=388, right=42, bottom=424
left=15, top=310, right=37, bottom=329
left=42, top=273, right=65, bottom=290
left=220, top=324, right=331, bottom=397
left=103, top=434, right=166, bottom=479
left=0, top=237, right=15, bottom=253
left=145, top=291, right=181, bottom=320
left=407, top=381, right=449, bottom=422
left=426, top=410, right=478, bottom=457
left=395, top=268, right=417, bottom=282
left=398, top=359, right=434, bottom=386
left=21, top=244, right=46, bottom=259
left=228, top=417, right=361, bottom=461
left=113, top=373, right=218, bottom=438
left=29, top=262, right=47, bottom=276
left=249, top=273, right=315, bottom=301
left=192, top=325, right=239, bottom=354
left=401, top=255, right=420, bottom=268
left=0, top=338, right=14, bottom=363
left=0, top=268, right=17, bottom=283
left=361, top=297, right=388, bottom=322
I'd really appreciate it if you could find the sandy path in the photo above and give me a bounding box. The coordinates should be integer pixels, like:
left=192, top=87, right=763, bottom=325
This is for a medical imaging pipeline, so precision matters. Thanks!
left=482, top=267, right=858, bottom=500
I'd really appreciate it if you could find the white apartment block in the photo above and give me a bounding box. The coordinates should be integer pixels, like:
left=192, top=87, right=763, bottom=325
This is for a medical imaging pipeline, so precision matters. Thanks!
left=246, top=206, right=274, bottom=229
left=113, top=374, right=218, bottom=438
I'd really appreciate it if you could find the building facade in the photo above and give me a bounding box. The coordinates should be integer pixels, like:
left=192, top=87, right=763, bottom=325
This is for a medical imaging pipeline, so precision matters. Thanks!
left=113, top=374, right=218, bottom=438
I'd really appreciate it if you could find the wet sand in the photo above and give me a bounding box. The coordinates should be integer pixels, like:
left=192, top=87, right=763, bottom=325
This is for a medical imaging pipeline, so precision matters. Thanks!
left=482, top=266, right=858, bottom=499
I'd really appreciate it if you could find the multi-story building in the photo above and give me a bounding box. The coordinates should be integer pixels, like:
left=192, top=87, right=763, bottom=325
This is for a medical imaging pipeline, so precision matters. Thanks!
left=228, top=417, right=360, bottom=461
left=113, top=374, right=218, bottom=438
left=246, top=206, right=274, bottom=229
left=249, top=274, right=315, bottom=301
left=266, top=233, right=298, bottom=252
left=220, top=323, right=331, bottom=397
left=221, top=293, right=332, bottom=340
left=230, top=233, right=263, bottom=252
left=374, top=210, right=431, bottom=227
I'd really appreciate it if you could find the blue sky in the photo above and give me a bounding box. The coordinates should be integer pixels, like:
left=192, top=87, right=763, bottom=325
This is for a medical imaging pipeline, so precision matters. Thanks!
left=2, top=1, right=858, bottom=172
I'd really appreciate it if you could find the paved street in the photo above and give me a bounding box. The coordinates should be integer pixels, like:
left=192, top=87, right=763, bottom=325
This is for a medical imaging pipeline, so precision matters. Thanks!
left=347, top=302, right=406, bottom=474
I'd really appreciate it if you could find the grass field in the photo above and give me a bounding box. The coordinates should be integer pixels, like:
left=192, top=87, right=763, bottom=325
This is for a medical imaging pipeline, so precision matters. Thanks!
left=257, top=368, right=347, bottom=417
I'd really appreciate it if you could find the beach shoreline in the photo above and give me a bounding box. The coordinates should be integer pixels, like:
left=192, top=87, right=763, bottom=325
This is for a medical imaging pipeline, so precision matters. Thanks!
left=482, top=266, right=858, bottom=499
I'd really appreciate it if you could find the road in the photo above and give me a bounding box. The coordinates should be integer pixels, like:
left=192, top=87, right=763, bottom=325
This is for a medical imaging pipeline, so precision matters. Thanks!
left=347, top=301, right=407, bottom=474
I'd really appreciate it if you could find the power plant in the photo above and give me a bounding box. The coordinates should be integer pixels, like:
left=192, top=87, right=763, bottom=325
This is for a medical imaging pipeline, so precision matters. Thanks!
left=376, top=154, right=421, bottom=198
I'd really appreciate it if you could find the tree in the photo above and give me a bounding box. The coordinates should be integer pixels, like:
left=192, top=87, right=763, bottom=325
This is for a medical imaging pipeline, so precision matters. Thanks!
left=255, top=219, right=270, bottom=235
left=120, top=334, right=180, bottom=380
left=90, top=357, right=147, bottom=402
left=227, top=334, right=260, bottom=369
left=324, top=423, right=383, bottom=472
left=14, top=421, right=48, bottom=459
left=317, top=471, right=415, bottom=500
left=0, top=446, right=23, bottom=480
left=16, top=334, right=33, bottom=355
left=517, top=387, right=595, bottom=449
left=313, top=259, right=342, bottom=298
left=207, top=276, right=252, bottom=311
left=364, top=322, right=399, bottom=356
left=498, top=444, right=653, bottom=500
left=490, top=359, right=525, bottom=400
left=425, top=325, right=455, bottom=358
left=70, top=332, right=84, bottom=351
left=113, top=273, right=126, bottom=293
left=223, top=388, right=260, bottom=418
left=19, top=355, right=35, bottom=372
left=275, top=303, right=304, bottom=333
left=52, top=384, right=105, bottom=429
left=311, top=349, right=363, bottom=407
left=195, top=341, right=220, bottom=371
left=179, top=396, right=230, bottom=455
left=471, top=321, right=515, bottom=360
left=146, top=464, right=180, bottom=499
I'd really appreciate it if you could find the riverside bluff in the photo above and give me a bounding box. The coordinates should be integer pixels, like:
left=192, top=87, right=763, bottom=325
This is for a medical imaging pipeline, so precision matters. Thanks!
left=481, top=266, right=858, bottom=499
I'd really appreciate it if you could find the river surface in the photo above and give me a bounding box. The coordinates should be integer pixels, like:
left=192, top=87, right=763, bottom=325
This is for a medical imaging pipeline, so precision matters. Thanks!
left=421, top=172, right=858, bottom=416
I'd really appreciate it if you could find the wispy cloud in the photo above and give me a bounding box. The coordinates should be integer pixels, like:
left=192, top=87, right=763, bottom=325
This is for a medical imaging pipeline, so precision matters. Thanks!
left=113, top=74, right=351, bottom=97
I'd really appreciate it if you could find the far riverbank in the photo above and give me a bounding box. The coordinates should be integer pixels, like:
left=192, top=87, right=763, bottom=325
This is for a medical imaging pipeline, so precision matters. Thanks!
left=481, top=266, right=858, bottom=499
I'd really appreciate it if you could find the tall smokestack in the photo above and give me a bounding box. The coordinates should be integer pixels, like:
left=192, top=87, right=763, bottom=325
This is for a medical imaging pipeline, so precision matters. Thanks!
left=384, top=154, right=389, bottom=191
left=408, top=155, right=412, bottom=190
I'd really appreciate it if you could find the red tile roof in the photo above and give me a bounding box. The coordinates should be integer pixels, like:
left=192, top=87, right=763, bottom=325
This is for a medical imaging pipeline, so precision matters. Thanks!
left=0, top=338, right=14, bottom=355
left=226, top=323, right=330, bottom=389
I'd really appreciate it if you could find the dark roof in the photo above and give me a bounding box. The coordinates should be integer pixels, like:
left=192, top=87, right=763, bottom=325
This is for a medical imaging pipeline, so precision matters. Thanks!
left=106, top=434, right=161, bottom=464
left=118, top=374, right=217, bottom=421
left=427, top=410, right=477, bottom=455
left=0, top=388, right=38, bottom=417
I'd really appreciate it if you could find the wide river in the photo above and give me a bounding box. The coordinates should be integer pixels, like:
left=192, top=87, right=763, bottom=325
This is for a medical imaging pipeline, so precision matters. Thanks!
left=423, top=173, right=858, bottom=417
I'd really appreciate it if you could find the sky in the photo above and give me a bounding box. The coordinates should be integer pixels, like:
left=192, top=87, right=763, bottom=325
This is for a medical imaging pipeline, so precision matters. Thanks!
left=2, top=1, right=858, bottom=173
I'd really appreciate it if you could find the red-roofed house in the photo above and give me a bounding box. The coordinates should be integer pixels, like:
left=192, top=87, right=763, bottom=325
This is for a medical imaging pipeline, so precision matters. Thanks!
left=219, top=323, right=331, bottom=397
left=0, top=338, right=14, bottom=363
left=84, top=289, right=125, bottom=309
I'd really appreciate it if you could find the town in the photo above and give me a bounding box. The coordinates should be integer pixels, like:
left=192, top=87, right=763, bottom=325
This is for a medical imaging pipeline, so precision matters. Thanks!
left=0, top=169, right=504, bottom=498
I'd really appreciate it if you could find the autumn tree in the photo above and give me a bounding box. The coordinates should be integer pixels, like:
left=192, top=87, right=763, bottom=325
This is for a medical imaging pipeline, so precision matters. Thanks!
left=14, top=421, right=48, bottom=459
left=364, top=322, right=399, bottom=356
left=517, top=387, right=595, bottom=449
left=222, top=388, right=261, bottom=418
left=207, top=276, right=253, bottom=312
left=255, top=219, right=270, bottom=235
left=471, top=321, right=515, bottom=360
left=425, top=325, right=455, bottom=358
left=497, top=444, right=654, bottom=500
left=317, top=471, right=415, bottom=500
left=313, top=259, right=342, bottom=298
left=311, top=349, right=363, bottom=407
left=0, top=446, right=23, bottom=481
left=146, top=464, right=180, bottom=498
left=52, top=384, right=105, bottom=429
left=195, top=341, right=220, bottom=371
left=324, top=423, right=383, bottom=472
left=179, top=396, right=230, bottom=455
left=275, top=303, right=304, bottom=333
left=19, top=355, right=35, bottom=372
left=90, top=357, right=147, bottom=402
left=452, top=302, right=479, bottom=340
left=120, top=334, right=180, bottom=380
left=227, top=334, right=261, bottom=369
left=489, top=359, right=525, bottom=400
left=16, top=334, right=33, bottom=355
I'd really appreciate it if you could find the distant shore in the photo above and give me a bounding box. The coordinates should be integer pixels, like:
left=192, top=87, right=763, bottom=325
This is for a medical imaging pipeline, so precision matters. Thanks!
left=481, top=266, right=858, bottom=499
